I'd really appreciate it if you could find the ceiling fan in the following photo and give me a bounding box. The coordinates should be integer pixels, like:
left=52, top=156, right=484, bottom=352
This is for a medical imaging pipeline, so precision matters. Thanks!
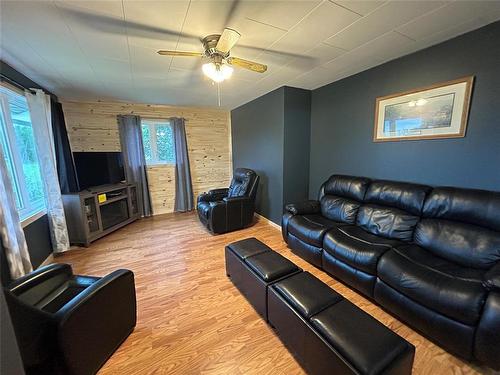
left=157, top=28, right=267, bottom=83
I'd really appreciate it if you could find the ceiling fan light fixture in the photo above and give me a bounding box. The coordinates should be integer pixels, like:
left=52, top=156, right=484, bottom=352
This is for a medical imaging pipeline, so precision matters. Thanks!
left=202, top=62, right=233, bottom=83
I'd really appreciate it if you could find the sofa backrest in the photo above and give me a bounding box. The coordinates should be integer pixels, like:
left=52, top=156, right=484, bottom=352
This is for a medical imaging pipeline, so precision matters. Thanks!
left=415, top=187, right=500, bottom=269
left=356, top=180, right=430, bottom=242
left=318, top=175, right=370, bottom=224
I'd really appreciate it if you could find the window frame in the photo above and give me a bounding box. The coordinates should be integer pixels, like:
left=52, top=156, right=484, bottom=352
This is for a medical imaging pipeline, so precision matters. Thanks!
left=141, top=118, right=175, bottom=166
left=0, top=83, right=46, bottom=225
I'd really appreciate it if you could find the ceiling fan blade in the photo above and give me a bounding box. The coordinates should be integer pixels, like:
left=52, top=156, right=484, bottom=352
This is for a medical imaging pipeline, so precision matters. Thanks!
left=216, top=28, right=241, bottom=53
left=157, top=50, right=204, bottom=57
left=227, top=57, right=267, bottom=73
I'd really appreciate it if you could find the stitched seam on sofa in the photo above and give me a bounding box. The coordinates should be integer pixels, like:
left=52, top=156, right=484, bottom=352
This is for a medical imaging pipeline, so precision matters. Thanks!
left=392, top=247, right=484, bottom=284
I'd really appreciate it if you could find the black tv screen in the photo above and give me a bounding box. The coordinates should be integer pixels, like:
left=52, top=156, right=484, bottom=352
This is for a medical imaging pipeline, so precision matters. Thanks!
left=73, top=152, right=125, bottom=190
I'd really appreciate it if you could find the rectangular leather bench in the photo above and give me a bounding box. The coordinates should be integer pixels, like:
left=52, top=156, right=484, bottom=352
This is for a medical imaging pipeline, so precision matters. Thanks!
left=225, top=237, right=301, bottom=320
left=268, top=271, right=415, bottom=375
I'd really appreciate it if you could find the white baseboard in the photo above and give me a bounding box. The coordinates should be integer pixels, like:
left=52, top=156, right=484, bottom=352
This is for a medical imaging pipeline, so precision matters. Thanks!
left=255, top=213, right=281, bottom=230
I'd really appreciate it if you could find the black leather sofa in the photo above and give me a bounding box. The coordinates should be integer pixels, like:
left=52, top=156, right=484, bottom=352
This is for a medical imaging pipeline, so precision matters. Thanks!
left=197, top=168, right=259, bottom=234
left=282, top=175, right=500, bottom=370
left=3, top=263, right=137, bottom=375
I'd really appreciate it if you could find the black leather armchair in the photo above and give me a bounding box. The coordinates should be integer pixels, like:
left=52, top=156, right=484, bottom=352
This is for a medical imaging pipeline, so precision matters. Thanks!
left=3, top=263, right=137, bottom=375
left=197, top=168, right=259, bottom=234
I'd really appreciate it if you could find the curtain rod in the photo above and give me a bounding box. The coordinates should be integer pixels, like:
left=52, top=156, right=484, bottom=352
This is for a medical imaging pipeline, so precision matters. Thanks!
left=0, top=74, right=36, bottom=94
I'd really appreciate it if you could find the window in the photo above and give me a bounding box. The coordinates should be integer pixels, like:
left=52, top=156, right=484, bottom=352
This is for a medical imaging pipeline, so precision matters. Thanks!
left=0, top=84, right=45, bottom=222
left=141, top=119, right=175, bottom=165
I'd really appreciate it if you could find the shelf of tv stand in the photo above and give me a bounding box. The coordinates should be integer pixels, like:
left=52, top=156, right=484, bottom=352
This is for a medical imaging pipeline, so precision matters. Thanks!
left=99, top=194, right=128, bottom=206
left=62, top=182, right=139, bottom=247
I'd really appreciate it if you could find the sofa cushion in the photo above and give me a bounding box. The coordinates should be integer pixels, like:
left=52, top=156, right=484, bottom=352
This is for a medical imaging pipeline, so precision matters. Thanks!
left=422, top=187, right=500, bottom=232
left=414, top=219, right=500, bottom=270
left=356, top=204, right=419, bottom=242
left=364, top=180, right=430, bottom=215
left=377, top=246, right=487, bottom=325
left=272, top=272, right=343, bottom=319
left=323, top=226, right=402, bottom=275
left=288, top=214, right=340, bottom=247
left=320, top=175, right=370, bottom=202
left=320, top=195, right=360, bottom=224
left=311, top=299, right=412, bottom=375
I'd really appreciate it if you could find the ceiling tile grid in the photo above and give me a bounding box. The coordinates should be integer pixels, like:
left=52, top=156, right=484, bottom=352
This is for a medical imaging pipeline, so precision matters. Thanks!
left=0, top=0, right=498, bottom=109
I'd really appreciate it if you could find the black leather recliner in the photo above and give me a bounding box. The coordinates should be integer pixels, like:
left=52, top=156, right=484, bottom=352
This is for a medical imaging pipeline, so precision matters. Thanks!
left=283, top=174, right=500, bottom=370
left=197, top=168, right=259, bottom=234
left=3, top=263, right=137, bottom=375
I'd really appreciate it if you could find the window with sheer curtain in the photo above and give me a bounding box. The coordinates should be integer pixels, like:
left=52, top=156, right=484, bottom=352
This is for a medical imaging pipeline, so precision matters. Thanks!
left=0, top=84, right=45, bottom=222
left=141, top=119, right=175, bottom=165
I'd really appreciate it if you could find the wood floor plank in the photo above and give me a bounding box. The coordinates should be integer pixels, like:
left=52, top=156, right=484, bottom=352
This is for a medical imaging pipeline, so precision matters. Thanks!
left=54, top=212, right=494, bottom=375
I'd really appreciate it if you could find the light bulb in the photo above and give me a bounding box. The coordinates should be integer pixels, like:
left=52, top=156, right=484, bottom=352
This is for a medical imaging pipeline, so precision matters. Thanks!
left=202, top=62, right=233, bottom=83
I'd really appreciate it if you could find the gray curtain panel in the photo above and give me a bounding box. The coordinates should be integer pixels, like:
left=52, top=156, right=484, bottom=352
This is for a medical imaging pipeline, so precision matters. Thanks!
left=172, top=118, right=194, bottom=212
left=118, top=115, right=152, bottom=217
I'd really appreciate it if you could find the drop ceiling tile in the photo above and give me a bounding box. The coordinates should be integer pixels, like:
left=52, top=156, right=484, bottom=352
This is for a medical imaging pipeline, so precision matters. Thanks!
left=239, top=0, right=322, bottom=31
left=181, top=0, right=236, bottom=38
left=89, top=58, right=132, bottom=81
left=306, top=43, right=347, bottom=65
left=123, top=0, right=189, bottom=50
left=130, top=44, right=171, bottom=79
left=332, top=0, right=387, bottom=16
left=324, top=0, right=448, bottom=51
left=396, top=1, right=500, bottom=41
left=323, top=45, right=383, bottom=75
left=363, top=31, right=415, bottom=62
left=269, top=2, right=361, bottom=55
left=230, top=18, right=288, bottom=59
left=287, top=66, right=336, bottom=90
left=55, top=0, right=124, bottom=18
left=56, top=4, right=130, bottom=61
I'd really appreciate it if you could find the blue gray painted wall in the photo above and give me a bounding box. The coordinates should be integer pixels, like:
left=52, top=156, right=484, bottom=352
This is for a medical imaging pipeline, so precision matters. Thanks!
left=231, top=87, right=285, bottom=223
left=231, top=86, right=311, bottom=224
left=309, top=21, right=500, bottom=196
left=283, top=87, right=311, bottom=206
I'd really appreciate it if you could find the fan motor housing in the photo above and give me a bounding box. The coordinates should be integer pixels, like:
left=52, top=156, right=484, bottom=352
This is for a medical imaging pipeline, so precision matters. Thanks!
left=202, top=34, right=229, bottom=58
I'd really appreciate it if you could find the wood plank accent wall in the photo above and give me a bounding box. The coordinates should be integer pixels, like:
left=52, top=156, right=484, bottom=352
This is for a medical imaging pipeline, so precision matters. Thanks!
left=61, top=100, right=232, bottom=215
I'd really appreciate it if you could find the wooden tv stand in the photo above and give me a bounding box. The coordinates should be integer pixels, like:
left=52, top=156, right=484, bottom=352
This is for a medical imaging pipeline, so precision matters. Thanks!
left=62, top=183, right=139, bottom=247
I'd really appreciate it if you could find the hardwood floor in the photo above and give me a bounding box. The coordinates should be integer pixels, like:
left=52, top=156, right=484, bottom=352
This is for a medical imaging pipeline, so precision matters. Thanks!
left=54, top=212, right=493, bottom=375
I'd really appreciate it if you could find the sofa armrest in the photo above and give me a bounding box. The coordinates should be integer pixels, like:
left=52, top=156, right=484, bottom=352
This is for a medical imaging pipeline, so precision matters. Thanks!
left=484, top=263, right=500, bottom=291
left=7, top=263, right=73, bottom=295
left=285, top=200, right=320, bottom=215
left=55, top=269, right=137, bottom=374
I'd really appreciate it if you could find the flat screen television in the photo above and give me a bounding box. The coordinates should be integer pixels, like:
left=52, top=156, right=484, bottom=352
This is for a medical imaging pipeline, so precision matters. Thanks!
left=73, top=152, right=125, bottom=191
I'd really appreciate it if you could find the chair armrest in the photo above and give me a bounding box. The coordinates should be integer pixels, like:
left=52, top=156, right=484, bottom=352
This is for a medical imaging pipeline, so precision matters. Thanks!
left=285, top=200, right=320, bottom=215
left=198, top=188, right=229, bottom=203
left=7, top=263, right=73, bottom=295
left=55, top=269, right=137, bottom=374
left=484, top=263, right=500, bottom=291
left=223, top=196, right=252, bottom=204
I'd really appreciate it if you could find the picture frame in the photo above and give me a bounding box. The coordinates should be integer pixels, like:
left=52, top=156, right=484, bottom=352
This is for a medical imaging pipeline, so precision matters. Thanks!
left=373, top=76, right=474, bottom=142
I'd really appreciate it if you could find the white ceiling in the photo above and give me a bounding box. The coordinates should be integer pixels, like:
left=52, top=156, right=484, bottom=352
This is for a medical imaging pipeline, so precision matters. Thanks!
left=1, top=0, right=499, bottom=109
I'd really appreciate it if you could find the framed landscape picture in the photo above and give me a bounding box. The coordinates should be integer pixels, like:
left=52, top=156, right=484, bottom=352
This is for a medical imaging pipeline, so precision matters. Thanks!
left=373, top=76, right=474, bottom=142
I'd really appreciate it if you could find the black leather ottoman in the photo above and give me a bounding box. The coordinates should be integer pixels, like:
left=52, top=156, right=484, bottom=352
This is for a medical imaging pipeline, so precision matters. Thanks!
left=225, top=237, right=301, bottom=320
left=268, top=272, right=415, bottom=375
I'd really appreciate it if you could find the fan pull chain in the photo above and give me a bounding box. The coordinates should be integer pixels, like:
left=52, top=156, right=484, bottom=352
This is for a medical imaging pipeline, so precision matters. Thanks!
left=217, top=82, right=221, bottom=107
